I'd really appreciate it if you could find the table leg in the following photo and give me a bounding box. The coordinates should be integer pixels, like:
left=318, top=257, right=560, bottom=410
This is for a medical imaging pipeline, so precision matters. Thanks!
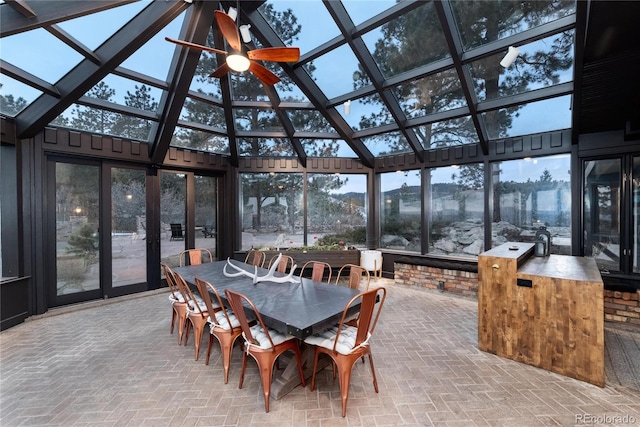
left=271, top=343, right=329, bottom=400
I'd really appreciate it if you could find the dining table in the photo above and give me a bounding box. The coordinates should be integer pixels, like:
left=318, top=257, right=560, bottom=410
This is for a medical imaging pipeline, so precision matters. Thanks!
left=173, top=258, right=362, bottom=398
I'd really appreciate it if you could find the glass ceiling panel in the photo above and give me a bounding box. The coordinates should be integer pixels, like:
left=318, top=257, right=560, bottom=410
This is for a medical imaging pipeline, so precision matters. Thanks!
left=181, top=97, right=226, bottom=129
left=395, top=68, right=466, bottom=119
left=260, top=2, right=340, bottom=55
left=362, top=131, right=412, bottom=157
left=86, top=74, right=162, bottom=113
left=231, top=72, right=275, bottom=102
left=286, top=110, right=334, bottom=132
left=470, top=31, right=574, bottom=101
left=1, top=28, right=83, bottom=84
left=361, top=1, right=450, bottom=79
left=304, top=44, right=363, bottom=100
left=275, top=76, right=310, bottom=102
left=235, top=109, right=283, bottom=132
left=301, top=138, right=356, bottom=158
left=121, top=11, right=186, bottom=81
left=343, top=1, right=396, bottom=25
left=239, top=137, right=296, bottom=157
left=57, top=1, right=151, bottom=50
left=482, top=94, right=571, bottom=140
left=53, top=103, right=155, bottom=142
left=340, top=94, right=394, bottom=131
left=450, top=0, right=576, bottom=51
left=187, top=29, right=224, bottom=96
left=415, top=116, right=479, bottom=149
left=171, top=126, right=229, bottom=155
left=0, top=75, right=41, bottom=117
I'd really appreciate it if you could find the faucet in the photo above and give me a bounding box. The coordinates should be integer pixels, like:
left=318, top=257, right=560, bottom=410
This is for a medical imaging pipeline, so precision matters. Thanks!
left=534, top=226, right=552, bottom=256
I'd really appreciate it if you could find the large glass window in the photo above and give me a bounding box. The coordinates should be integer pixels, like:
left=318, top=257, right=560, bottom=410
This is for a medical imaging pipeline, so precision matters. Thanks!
left=431, top=164, right=485, bottom=258
left=380, top=170, right=421, bottom=252
left=160, top=172, right=186, bottom=267
left=307, top=174, right=367, bottom=249
left=111, top=168, right=146, bottom=287
left=240, top=173, right=303, bottom=250
left=194, top=175, right=217, bottom=259
left=55, top=163, right=100, bottom=295
left=492, top=154, right=571, bottom=254
left=583, top=159, right=620, bottom=273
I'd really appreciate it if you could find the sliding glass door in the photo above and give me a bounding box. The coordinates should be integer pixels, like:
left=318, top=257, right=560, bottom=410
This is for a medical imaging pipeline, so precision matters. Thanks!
left=54, top=162, right=101, bottom=301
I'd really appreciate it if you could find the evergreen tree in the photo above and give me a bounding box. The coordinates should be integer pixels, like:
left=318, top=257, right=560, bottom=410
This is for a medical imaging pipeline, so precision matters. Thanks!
left=111, top=84, right=158, bottom=140
left=71, top=81, right=116, bottom=133
left=0, top=84, right=28, bottom=115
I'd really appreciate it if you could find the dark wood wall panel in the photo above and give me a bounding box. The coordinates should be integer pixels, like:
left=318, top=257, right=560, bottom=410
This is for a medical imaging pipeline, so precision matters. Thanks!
left=41, top=127, right=150, bottom=163
left=156, top=147, right=228, bottom=171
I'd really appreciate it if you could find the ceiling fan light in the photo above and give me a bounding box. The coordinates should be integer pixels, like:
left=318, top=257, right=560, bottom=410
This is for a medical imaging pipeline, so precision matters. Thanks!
left=227, top=54, right=250, bottom=72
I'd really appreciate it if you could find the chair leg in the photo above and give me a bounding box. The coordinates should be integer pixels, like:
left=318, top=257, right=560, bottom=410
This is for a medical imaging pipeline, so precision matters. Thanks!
left=183, top=321, right=191, bottom=345
left=239, top=350, right=248, bottom=389
left=193, top=321, right=204, bottom=361
left=336, top=358, right=355, bottom=417
left=170, top=308, right=176, bottom=334
left=258, top=356, right=276, bottom=412
left=219, top=332, right=238, bottom=384
left=368, top=353, right=379, bottom=393
left=205, top=334, right=214, bottom=365
left=310, top=348, right=320, bottom=391
left=292, top=345, right=306, bottom=387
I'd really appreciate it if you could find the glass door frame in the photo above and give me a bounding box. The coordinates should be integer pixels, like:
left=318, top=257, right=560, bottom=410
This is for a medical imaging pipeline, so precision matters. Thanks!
left=581, top=154, right=640, bottom=286
left=47, top=156, right=153, bottom=307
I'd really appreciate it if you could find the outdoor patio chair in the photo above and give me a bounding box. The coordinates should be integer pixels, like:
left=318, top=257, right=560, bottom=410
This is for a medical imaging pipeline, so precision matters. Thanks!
left=267, top=254, right=295, bottom=273
left=179, top=248, right=213, bottom=266
left=194, top=278, right=242, bottom=384
left=304, top=286, right=387, bottom=417
left=169, top=223, right=184, bottom=240
left=244, top=249, right=266, bottom=268
left=174, top=270, right=219, bottom=361
left=224, top=289, right=306, bottom=413
left=161, top=263, right=187, bottom=344
left=336, top=263, right=370, bottom=290
left=300, top=260, right=332, bottom=283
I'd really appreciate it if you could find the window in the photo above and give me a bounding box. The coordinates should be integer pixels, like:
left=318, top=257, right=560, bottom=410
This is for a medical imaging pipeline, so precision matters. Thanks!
left=380, top=170, right=421, bottom=252
left=307, top=174, right=367, bottom=248
left=431, top=164, right=485, bottom=258
left=492, top=154, right=571, bottom=254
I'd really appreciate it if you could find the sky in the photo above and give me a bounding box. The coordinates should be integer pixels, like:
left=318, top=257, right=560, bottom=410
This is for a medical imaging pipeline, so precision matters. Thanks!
left=0, top=0, right=572, bottom=160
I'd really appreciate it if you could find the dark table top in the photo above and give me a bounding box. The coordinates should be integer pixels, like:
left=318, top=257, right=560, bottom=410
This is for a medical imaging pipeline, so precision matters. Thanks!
left=173, top=260, right=361, bottom=339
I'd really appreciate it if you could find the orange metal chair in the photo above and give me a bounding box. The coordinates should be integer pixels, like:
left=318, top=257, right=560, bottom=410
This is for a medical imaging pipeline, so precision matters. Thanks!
left=267, top=254, right=295, bottom=273
left=179, top=248, right=213, bottom=266
left=161, top=264, right=188, bottom=344
left=300, top=260, right=332, bottom=283
left=304, top=286, right=387, bottom=417
left=194, top=278, right=242, bottom=384
left=335, top=263, right=370, bottom=290
left=173, top=271, right=218, bottom=361
left=224, top=289, right=306, bottom=413
left=244, top=249, right=266, bottom=267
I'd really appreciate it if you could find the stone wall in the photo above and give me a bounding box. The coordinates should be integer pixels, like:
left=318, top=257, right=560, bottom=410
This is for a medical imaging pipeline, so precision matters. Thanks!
left=396, top=262, right=639, bottom=326
left=394, top=262, right=478, bottom=297
left=604, top=290, right=640, bottom=325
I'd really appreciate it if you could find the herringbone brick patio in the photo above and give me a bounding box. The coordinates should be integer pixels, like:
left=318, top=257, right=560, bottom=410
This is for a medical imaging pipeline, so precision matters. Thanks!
left=1, top=281, right=639, bottom=426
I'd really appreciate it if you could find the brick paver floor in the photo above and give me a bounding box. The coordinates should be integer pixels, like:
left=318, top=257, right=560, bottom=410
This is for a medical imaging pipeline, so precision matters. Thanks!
left=1, top=281, right=639, bottom=426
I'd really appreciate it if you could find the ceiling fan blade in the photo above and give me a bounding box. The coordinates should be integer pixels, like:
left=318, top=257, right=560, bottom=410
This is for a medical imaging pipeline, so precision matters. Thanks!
left=248, top=47, right=300, bottom=62
left=209, top=62, right=231, bottom=78
left=249, top=61, right=281, bottom=86
left=215, top=10, right=241, bottom=52
left=165, top=37, right=227, bottom=55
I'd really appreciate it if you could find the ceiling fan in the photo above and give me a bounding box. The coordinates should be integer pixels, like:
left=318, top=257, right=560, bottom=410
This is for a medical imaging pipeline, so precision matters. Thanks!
left=166, top=10, right=299, bottom=86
